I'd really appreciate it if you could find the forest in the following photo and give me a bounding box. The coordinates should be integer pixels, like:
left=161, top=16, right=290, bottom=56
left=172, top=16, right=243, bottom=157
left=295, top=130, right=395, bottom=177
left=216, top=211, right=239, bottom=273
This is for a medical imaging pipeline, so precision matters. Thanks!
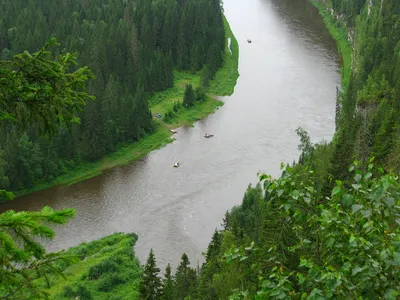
left=1, top=0, right=400, bottom=299
left=0, top=0, right=225, bottom=193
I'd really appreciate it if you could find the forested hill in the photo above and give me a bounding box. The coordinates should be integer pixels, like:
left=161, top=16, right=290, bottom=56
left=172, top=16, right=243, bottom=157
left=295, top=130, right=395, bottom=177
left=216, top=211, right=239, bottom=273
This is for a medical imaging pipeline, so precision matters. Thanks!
left=0, top=0, right=225, bottom=192
left=329, top=0, right=400, bottom=179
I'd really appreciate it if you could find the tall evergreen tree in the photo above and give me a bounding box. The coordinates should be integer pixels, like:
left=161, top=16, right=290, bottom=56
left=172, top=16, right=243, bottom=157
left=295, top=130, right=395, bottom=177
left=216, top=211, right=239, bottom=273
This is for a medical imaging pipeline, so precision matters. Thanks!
left=139, top=249, right=162, bottom=300
left=173, top=253, right=197, bottom=300
left=183, top=84, right=195, bottom=107
left=160, top=263, right=174, bottom=300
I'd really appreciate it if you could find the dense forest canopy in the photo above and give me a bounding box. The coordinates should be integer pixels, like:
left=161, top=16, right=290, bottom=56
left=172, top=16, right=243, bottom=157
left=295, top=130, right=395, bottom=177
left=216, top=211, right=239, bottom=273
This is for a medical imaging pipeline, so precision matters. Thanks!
left=0, top=0, right=225, bottom=192
left=330, top=0, right=400, bottom=180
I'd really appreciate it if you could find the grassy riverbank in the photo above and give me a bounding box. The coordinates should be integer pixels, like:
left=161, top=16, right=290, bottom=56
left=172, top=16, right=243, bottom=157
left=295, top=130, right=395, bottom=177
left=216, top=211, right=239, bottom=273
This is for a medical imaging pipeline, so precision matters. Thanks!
left=309, top=0, right=352, bottom=89
left=37, top=233, right=141, bottom=299
left=15, top=16, right=239, bottom=197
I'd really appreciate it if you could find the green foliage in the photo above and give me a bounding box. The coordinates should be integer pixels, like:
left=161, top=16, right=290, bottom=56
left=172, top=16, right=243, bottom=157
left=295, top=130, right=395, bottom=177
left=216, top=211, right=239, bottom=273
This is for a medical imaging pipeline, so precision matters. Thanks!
left=314, top=0, right=400, bottom=173
left=295, top=127, right=313, bottom=164
left=173, top=253, right=198, bottom=300
left=209, top=15, right=240, bottom=96
left=195, top=86, right=206, bottom=102
left=183, top=84, right=195, bottom=107
left=140, top=249, right=162, bottom=300
left=49, top=233, right=141, bottom=300
left=0, top=38, right=94, bottom=136
left=192, top=162, right=400, bottom=299
left=160, top=264, right=174, bottom=300
left=0, top=207, right=76, bottom=299
left=88, top=257, right=122, bottom=280
left=62, top=285, right=93, bottom=300
left=201, top=66, right=211, bottom=89
left=255, top=162, right=400, bottom=299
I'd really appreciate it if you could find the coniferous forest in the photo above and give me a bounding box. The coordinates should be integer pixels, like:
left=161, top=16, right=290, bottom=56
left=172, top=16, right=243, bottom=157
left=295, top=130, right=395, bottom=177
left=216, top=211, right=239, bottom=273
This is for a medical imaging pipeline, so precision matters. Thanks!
left=0, top=0, right=225, bottom=192
left=1, top=0, right=400, bottom=299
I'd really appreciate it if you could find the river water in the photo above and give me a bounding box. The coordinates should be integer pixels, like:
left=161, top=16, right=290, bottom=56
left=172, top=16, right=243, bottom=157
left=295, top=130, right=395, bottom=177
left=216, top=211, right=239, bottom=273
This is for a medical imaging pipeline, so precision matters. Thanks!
left=0, top=0, right=340, bottom=267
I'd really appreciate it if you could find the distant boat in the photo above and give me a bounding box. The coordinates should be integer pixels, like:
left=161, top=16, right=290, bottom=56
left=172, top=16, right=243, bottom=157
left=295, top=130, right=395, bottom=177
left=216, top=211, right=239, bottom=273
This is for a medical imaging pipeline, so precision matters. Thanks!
left=173, top=162, right=180, bottom=168
left=204, top=133, right=214, bottom=138
left=247, top=39, right=252, bottom=43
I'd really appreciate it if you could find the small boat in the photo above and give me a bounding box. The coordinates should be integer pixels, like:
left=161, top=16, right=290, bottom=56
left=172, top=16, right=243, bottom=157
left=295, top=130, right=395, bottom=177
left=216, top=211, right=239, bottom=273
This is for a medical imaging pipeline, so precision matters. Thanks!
left=170, top=129, right=177, bottom=134
left=173, top=162, right=180, bottom=168
left=247, top=39, right=252, bottom=43
left=204, top=133, right=214, bottom=138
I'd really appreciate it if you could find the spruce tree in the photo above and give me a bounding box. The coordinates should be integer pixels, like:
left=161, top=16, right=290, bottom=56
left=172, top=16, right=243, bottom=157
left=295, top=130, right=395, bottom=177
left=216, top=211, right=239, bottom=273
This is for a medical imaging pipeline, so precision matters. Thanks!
left=160, top=263, right=174, bottom=300
left=173, top=253, right=197, bottom=300
left=201, top=65, right=210, bottom=89
left=0, top=207, right=76, bottom=299
left=139, top=249, right=162, bottom=300
left=183, top=84, right=195, bottom=107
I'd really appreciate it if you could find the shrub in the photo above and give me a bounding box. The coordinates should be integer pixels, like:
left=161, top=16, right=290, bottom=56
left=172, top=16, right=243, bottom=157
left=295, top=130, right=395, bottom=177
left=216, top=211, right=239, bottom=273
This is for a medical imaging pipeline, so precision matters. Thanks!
left=97, top=273, right=127, bottom=292
left=88, top=258, right=120, bottom=280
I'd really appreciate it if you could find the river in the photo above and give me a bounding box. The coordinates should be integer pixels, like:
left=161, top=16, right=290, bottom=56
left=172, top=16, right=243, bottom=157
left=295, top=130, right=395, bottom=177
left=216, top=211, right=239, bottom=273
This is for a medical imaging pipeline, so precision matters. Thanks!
left=0, top=0, right=340, bottom=268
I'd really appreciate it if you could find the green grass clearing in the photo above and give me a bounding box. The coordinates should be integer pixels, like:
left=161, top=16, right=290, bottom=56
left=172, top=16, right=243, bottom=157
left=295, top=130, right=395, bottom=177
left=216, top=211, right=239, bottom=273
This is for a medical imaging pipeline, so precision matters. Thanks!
left=38, top=233, right=141, bottom=300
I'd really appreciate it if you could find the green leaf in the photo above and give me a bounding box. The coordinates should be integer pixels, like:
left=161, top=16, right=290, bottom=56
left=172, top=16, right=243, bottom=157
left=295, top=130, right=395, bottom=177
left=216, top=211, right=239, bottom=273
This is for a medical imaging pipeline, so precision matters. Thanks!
left=354, top=173, right=362, bottom=183
left=361, top=209, right=372, bottom=218
left=373, top=187, right=385, bottom=201
left=326, top=237, right=335, bottom=248
left=352, top=204, right=363, bottom=213
left=364, top=172, right=372, bottom=180
left=349, top=165, right=355, bottom=172
left=352, top=184, right=362, bottom=190
left=351, top=266, right=362, bottom=276
left=384, top=197, right=395, bottom=208
left=299, top=259, right=312, bottom=268
left=331, top=186, right=342, bottom=197
left=298, top=273, right=306, bottom=285
left=384, top=289, right=398, bottom=300
left=342, top=194, right=354, bottom=206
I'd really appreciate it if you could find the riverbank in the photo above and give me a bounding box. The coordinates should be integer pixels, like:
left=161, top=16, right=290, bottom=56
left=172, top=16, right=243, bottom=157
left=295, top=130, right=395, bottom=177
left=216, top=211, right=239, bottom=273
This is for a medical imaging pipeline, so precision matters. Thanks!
left=309, top=0, right=352, bottom=89
left=39, top=233, right=141, bottom=299
left=14, top=16, right=239, bottom=198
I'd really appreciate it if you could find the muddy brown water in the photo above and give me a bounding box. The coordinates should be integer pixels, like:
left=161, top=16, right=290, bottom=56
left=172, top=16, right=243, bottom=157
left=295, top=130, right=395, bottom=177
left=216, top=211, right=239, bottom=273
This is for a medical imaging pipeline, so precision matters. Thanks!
left=1, top=0, right=341, bottom=268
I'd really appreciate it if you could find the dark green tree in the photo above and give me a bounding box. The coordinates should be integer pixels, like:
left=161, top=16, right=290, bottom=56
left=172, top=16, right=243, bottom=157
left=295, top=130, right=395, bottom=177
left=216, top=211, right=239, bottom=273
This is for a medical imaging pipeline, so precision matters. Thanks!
left=195, top=86, right=206, bottom=102
left=0, top=207, right=76, bottom=299
left=0, top=38, right=94, bottom=135
left=173, top=253, right=197, bottom=300
left=139, top=249, right=162, bottom=300
left=201, top=65, right=211, bottom=89
left=160, top=263, right=174, bottom=300
left=183, top=84, right=195, bottom=107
